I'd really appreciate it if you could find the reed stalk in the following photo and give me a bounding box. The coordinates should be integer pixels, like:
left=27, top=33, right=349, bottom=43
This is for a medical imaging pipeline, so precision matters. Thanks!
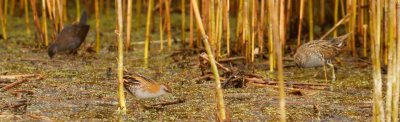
left=351, top=0, right=357, bottom=56
left=164, top=0, right=172, bottom=48
left=76, top=0, right=80, bottom=22
left=48, top=0, right=57, bottom=39
left=362, top=25, right=368, bottom=57
left=392, top=0, right=400, bottom=122
left=144, top=0, right=154, bottom=65
left=250, top=0, right=256, bottom=62
left=269, top=0, right=286, bottom=121
left=181, top=0, right=186, bottom=46
left=29, top=0, right=44, bottom=44
left=189, top=0, right=194, bottom=48
left=105, top=0, right=110, bottom=15
left=46, top=0, right=56, bottom=33
left=62, top=0, right=67, bottom=22
left=359, top=0, right=365, bottom=34
left=234, top=0, right=243, bottom=53
left=159, top=0, right=164, bottom=50
left=116, top=0, right=127, bottom=115
left=3, top=0, right=7, bottom=25
left=24, top=0, right=30, bottom=35
left=258, top=0, right=264, bottom=55
left=370, top=0, right=385, bottom=121
left=385, top=0, right=395, bottom=121
left=296, top=0, right=304, bottom=48
left=216, top=0, right=223, bottom=58
left=267, top=1, right=275, bottom=72
left=191, top=0, right=227, bottom=120
left=308, top=0, right=313, bottom=41
left=135, top=0, right=142, bottom=31
left=340, top=0, right=345, bottom=17
left=210, top=0, right=216, bottom=55
left=319, top=0, right=325, bottom=25
left=126, top=0, right=133, bottom=50
left=42, top=0, right=48, bottom=46
left=243, top=0, right=249, bottom=63
left=95, top=0, right=100, bottom=54
left=56, top=0, right=63, bottom=29
left=10, top=0, right=14, bottom=16
left=279, top=0, right=286, bottom=55
left=333, top=0, right=338, bottom=37
left=223, top=0, right=230, bottom=55
left=393, top=2, right=400, bottom=121
left=0, top=0, right=7, bottom=40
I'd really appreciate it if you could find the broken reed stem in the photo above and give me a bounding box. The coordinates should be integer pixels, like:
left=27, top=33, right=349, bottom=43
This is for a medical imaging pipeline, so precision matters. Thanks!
left=159, top=0, right=164, bottom=51
left=296, top=0, right=305, bottom=48
left=42, top=0, right=48, bottom=46
left=165, top=0, right=172, bottom=48
left=144, top=0, right=154, bottom=65
left=95, top=0, right=100, bottom=54
left=0, top=0, right=7, bottom=40
left=116, top=0, right=127, bottom=115
left=24, top=0, right=30, bottom=35
left=126, top=0, right=133, bottom=50
left=181, top=0, right=186, bottom=46
left=319, top=12, right=351, bottom=40
left=370, top=0, right=385, bottom=121
left=308, top=0, right=314, bottom=41
left=191, top=0, right=227, bottom=121
left=75, top=0, right=80, bottom=22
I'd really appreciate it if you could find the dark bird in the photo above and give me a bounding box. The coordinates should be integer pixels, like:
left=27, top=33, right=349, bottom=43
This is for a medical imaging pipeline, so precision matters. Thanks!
left=47, top=11, right=90, bottom=58
left=294, top=33, right=352, bottom=81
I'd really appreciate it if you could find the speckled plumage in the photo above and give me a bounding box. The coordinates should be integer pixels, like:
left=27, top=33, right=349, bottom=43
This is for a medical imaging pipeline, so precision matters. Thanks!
left=123, top=72, right=171, bottom=99
left=294, top=33, right=351, bottom=68
left=294, top=33, right=352, bottom=82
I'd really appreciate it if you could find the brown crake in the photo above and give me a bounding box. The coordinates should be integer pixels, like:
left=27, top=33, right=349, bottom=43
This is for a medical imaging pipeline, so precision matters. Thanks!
left=47, top=11, right=90, bottom=58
